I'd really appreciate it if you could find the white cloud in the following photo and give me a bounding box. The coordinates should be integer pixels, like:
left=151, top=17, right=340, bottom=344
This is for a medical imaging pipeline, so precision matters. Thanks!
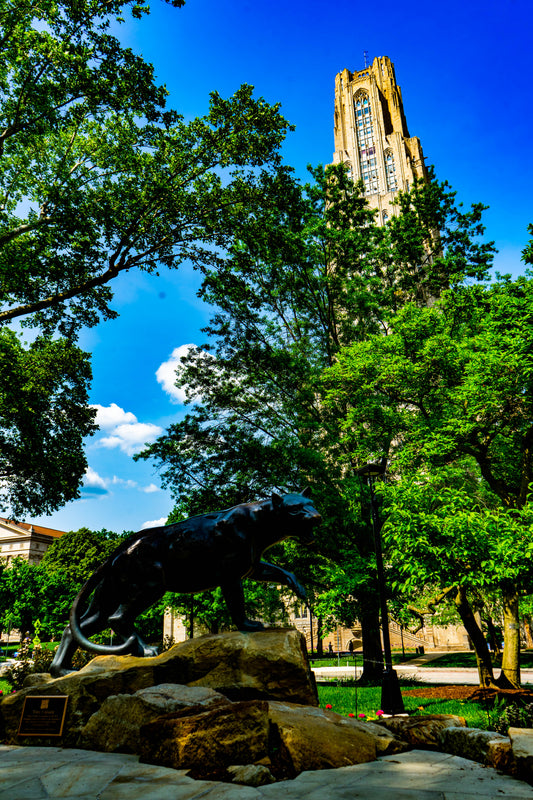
left=141, top=483, right=160, bottom=494
left=91, top=403, right=137, bottom=430
left=99, top=421, right=163, bottom=457
left=141, top=517, right=167, bottom=530
left=81, top=467, right=109, bottom=496
left=80, top=469, right=162, bottom=498
left=156, top=344, right=193, bottom=403
left=91, top=403, right=163, bottom=456
left=111, top=476, right=138, bottom=490
left=156, top=344, right=213, bottom=404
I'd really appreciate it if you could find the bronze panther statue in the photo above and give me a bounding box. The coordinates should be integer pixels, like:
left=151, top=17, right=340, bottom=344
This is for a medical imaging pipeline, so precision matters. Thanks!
left=49, top=489, right=321, bottom=676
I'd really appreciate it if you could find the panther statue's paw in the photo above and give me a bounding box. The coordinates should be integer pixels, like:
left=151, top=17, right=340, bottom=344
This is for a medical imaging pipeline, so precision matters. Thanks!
left=49, top=666, right=76, bottom=678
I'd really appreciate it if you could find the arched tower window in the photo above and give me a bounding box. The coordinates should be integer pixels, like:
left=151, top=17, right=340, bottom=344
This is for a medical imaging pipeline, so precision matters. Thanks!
left=354, top=92, right=378, bottom=195
left=385, top=149, right=397, bottom=191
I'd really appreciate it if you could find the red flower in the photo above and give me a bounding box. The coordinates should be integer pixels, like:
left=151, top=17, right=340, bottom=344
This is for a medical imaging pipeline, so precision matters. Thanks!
left=325, top=704, right=332, bottom=709
left=348, top=712, right=355, bottom=717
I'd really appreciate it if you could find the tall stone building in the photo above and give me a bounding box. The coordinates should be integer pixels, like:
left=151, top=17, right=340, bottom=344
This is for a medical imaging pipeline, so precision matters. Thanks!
left=332, top=56, right=426, bottom=224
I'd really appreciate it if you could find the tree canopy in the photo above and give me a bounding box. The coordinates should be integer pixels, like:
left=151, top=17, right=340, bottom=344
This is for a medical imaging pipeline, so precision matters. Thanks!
left=40, top=527, right=124, bottom=583
left=324, top=272, right=533, bottom=510
left=323, top=242, right=533, bottom=685
left=0, top=330, right=95, bottom=514
left=137, top=164, right=495, bottom=674
left=0, top=0, right=291, bottom=335
left=0, top=0, right=295, bottom=515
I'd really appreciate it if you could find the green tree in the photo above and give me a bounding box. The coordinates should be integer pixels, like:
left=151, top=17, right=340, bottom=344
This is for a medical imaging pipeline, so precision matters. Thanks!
left=0, top=0, right=292, bottom=335
left=0, top=331, right=95, bottom=515
left=0, top=0, right=294, bottom=515
left=138, top=162, right=386, bottom=676
left=379, top=464, right=533, bottom=686
left=0, top=557, right=42, bottom=640
left=138, top=165, right=492, bottom=677
left=325, top=264, right=533, bottom=686
left=40, top=527, right=123, bottom=583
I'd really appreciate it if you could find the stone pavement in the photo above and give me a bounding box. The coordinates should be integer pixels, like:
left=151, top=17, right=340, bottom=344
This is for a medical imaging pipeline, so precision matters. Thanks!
left=1, top=745, right=532, bottom=799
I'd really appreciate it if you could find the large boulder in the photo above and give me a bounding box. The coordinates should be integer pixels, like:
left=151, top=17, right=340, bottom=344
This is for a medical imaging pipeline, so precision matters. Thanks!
left=267, top=701, right=408, bottom=778
left=153, top=628, right=318, bottom=705
left=439, top=726, right=514, bottom=771
left=0, top=628, right=316, bottom=746
left=79, top=683, right=230, bottom=753
left=139, top=700, right=270, bottom=779
left=375, top=714, right=466, bottom=749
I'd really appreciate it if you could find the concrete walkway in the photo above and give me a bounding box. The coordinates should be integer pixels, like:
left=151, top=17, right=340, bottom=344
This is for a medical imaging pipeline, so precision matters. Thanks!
left=1, top=745, right=532, bottom=799
left=312, top=654, right=533, bottom=686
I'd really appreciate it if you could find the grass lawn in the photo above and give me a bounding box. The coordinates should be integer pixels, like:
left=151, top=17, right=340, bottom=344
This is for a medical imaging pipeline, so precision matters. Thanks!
left=0, top=643, right=21, bottom=660
left=317, top=682, right=498, bottom=730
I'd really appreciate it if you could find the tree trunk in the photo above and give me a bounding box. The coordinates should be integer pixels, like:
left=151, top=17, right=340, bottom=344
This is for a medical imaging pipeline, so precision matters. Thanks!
left=353, top=508, right=384, bottom=683
left=454, top=587, right=495, bottom=687
left=497, top=588, right=521, bottom=688
left=316, top=616, right=324, bottom=656
left=523, top=615, right=533, bottom=649
left=359, top=604, right=384, bottom=683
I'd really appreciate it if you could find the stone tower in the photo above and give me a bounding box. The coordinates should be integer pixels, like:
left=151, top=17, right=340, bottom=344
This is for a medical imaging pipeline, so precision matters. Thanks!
left=332, top=56, right=426, bottom=224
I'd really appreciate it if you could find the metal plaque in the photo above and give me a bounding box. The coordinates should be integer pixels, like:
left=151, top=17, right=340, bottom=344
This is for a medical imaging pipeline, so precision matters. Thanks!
left=17, top=695, right=68, bottom=737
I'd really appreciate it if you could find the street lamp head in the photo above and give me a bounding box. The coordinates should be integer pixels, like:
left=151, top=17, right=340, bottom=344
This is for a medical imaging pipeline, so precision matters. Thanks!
left=355, top=460, right=387, bottom=478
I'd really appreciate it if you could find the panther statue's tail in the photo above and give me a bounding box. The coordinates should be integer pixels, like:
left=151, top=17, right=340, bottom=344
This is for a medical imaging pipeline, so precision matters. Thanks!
left=69, top=563, right=137, bottom=655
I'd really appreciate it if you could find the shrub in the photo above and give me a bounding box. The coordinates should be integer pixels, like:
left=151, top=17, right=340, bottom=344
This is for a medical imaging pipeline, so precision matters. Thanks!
left=494, top=702, right=533, bottom=734
left=4, top=643, right=93, bottom=690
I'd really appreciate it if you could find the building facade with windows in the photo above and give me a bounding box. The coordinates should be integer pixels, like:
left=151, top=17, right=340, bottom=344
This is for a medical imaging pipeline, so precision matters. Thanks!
left=0, top=518, right=65, bottom=565
left=332, top=56, right=426, bottom=224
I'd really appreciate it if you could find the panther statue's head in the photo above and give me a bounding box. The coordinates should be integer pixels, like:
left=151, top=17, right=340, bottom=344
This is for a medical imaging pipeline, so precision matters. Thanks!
left=271, top=487, right=321, bottom=545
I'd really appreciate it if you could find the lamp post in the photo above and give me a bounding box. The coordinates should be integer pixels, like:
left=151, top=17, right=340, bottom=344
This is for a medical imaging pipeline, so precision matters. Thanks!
left=357, top=461, right=405, bottom=715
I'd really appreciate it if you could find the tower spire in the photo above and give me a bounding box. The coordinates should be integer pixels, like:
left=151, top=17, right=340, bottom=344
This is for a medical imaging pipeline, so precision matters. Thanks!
left=332, top=57, right=426, bottom=225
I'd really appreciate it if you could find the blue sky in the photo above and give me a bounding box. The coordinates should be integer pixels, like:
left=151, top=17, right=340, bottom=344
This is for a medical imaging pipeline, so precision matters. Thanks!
left=34, top=0, right=533, bottom=535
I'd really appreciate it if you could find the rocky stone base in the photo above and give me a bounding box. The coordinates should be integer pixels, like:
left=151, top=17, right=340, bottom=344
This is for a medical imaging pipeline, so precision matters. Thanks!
left=2, top=628, right=533, bottom=787
left=0, top=628, right=317, bottom=748
left=0, top=628, right=409, bottom=784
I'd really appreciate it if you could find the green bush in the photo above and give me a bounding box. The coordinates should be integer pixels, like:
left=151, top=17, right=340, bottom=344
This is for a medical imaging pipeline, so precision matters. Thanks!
left=3, top=642, right=93, bottom=691
left=493, top=702, right=533, bottom=734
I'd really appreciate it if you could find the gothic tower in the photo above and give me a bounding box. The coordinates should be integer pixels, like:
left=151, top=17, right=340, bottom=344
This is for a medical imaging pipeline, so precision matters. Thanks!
left=332, top=56, right=426, bottom=224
